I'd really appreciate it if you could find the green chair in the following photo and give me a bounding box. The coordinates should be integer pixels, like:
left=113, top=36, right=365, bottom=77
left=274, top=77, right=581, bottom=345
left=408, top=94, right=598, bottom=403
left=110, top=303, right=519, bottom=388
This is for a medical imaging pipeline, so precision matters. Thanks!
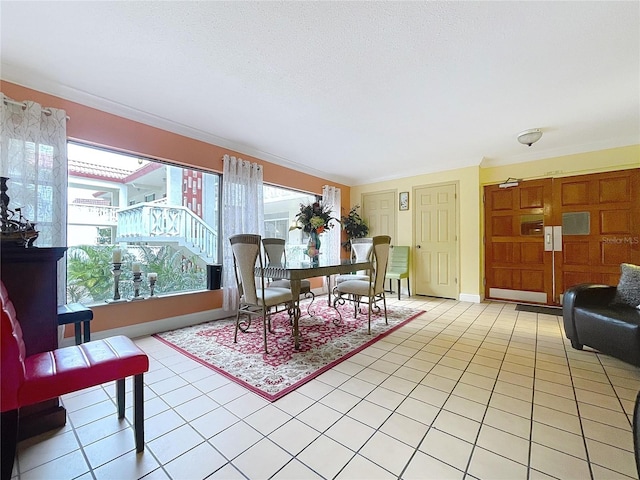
left=385, top=246, right=410, bottom=300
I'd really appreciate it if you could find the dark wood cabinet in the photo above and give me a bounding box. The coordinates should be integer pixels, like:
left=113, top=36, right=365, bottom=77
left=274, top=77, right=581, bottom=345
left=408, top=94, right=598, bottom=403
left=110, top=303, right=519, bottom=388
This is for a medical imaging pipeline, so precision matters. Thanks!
left=1, top=246, right=67, bottom=439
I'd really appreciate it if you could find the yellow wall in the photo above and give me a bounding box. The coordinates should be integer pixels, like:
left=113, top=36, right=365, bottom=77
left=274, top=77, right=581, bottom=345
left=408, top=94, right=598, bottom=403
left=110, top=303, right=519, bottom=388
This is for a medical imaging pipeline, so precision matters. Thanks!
left=351, top=166, right=482, bottom=300
left=480, top=145, right=639, bottom=185
left=351, top=146, right=639, bottom=301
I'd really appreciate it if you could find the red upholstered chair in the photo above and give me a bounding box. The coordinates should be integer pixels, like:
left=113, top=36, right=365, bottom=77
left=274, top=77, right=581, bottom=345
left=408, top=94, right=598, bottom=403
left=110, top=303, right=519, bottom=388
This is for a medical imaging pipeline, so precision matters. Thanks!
left=0, top=281, right=149, bottom=480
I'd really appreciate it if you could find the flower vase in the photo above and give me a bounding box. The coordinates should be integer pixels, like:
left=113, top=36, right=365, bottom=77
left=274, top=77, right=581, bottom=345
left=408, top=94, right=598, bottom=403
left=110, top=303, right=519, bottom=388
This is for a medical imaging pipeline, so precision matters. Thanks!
left=306, top=230, right=321, bottom=266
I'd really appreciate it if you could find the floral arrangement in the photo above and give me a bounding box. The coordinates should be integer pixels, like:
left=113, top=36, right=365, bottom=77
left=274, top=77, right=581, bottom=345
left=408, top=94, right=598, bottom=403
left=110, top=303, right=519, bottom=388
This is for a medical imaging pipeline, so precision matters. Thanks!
left=341, top=204, right=369, bottom=251
left=290, top=201, right=338, bottom=234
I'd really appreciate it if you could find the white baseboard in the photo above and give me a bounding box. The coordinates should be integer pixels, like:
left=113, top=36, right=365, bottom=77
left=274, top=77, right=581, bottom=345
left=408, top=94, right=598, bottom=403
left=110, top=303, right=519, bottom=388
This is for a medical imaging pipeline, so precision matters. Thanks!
left=459, top=293, right=482, bottom=303
left=59, top=307, right=234, bottom=347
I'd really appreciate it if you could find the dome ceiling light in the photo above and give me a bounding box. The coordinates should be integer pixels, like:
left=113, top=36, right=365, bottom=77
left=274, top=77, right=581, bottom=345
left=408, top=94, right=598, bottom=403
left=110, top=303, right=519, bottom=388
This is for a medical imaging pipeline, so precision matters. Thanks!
left=517, top=128, right=543, bottom=146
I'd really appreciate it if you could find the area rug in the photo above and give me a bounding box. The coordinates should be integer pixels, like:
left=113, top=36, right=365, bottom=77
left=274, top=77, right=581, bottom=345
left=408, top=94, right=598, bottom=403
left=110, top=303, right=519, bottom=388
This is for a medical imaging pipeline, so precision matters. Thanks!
left=154, top=300, right=424, bottom=401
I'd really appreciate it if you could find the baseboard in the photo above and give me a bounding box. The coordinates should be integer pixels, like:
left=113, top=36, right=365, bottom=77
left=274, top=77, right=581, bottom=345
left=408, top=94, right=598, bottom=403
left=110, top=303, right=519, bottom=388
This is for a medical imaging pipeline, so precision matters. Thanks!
left=59, top=307, right=234, bottom=347
left=459, top=293, right=481, bottom=303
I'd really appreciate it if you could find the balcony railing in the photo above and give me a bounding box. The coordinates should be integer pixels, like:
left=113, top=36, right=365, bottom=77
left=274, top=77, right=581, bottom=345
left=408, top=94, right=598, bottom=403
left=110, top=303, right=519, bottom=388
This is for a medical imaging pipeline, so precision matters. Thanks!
left=116, top=203, right=217, bottom=264
left=68, top=204, right=118, bottom=226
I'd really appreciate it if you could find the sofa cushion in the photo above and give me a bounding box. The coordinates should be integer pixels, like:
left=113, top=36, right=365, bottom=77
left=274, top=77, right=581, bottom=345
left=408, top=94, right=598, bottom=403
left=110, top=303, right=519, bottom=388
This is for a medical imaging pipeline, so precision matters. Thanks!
left=613, top=263, right=640, bottom=308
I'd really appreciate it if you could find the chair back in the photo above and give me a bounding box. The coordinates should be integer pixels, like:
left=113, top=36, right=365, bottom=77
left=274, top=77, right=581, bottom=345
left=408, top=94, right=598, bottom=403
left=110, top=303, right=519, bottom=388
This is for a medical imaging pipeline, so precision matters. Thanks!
left=262, top=238, right=286, bottom=266
left=388, top=246, right=410, bottom=276
left=229, top=234, right=263, bottom=305
left=371, top=236, right=391, bottom=294
left=1, top=281, right=27, bottom=412
left=262, top=237, right=286, bottom=280
left=351, top=238, right=373, bottom=263
left=351, top=237, right=373, bottom=275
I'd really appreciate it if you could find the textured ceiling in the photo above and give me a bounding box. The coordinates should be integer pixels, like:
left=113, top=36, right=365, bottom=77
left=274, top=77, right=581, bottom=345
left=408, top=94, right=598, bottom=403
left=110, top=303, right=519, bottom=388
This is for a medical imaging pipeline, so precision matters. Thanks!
left=1, top=1, right=638, bottom=186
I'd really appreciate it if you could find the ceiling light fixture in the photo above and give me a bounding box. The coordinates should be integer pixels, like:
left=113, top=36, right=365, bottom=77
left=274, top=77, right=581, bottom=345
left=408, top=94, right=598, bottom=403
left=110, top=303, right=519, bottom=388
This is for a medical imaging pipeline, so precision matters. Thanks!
left=517, top=128, right=543, bottom=146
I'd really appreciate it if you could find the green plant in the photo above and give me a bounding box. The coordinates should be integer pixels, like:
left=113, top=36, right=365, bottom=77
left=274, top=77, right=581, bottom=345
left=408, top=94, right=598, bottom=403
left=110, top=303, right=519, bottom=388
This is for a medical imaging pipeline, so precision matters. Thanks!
left=66, top=244, right=206, bottom=303
left=341, top=205, right=369, bottom=251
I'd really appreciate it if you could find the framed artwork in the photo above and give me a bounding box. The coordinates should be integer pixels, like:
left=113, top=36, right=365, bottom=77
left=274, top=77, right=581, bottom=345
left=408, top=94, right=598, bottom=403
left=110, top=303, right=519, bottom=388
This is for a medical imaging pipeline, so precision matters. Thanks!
left=399, top=191, right=409, bottom=211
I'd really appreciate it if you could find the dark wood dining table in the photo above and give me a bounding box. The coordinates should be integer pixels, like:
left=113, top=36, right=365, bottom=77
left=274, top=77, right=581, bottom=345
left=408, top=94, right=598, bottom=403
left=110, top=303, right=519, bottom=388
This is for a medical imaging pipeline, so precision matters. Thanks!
left=260, top=259, right=371, bottom=349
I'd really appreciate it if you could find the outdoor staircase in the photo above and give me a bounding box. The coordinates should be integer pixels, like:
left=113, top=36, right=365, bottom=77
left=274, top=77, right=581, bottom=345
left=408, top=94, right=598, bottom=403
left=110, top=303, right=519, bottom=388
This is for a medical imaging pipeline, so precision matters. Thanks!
left=115, top=203, right=217, bottom=267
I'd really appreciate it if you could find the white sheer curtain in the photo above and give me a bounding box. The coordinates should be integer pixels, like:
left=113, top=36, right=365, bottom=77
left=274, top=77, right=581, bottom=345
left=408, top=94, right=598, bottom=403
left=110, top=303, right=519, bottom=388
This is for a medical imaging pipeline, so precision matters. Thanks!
left=0, top=94, right=68, bottom=303
left=322, top=185, right=341, bottom=289
left=221, top=154, right=264, bottom=310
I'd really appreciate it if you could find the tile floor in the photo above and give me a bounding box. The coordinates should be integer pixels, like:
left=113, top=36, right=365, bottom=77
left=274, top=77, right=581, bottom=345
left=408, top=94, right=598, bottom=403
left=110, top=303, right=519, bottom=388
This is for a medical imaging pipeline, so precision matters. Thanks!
left=11, top=296, right=640, bottom=480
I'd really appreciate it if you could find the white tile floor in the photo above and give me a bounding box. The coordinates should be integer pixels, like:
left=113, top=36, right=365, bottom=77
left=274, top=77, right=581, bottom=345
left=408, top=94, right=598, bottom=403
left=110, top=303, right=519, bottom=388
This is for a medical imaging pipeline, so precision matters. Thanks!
left=11, top=296, right=640, bottom=480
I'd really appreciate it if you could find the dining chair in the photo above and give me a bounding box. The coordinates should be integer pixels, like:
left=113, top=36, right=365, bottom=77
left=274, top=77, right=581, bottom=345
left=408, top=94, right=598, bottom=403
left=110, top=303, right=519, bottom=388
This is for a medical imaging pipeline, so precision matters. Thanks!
left=262, top=238, right=315, bottom=306
left=334, top=235, right=391, bottom=333
left=229, top=234, right=293, bottom=353
left=385, top=245, right=410, bottom=300
left=335, top=237, right=374, bottom=286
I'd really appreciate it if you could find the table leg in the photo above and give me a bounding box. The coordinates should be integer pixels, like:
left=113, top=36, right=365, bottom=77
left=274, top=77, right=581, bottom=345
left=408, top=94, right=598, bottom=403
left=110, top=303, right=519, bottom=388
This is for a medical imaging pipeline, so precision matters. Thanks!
left=326, top=275, right=332, bottom=307
left=290, top=279, right=302, bottom=349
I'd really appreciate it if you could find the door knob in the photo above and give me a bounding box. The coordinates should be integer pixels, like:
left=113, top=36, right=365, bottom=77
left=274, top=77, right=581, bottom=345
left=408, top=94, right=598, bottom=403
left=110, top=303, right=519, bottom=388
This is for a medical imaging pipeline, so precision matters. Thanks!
left=416, top=245, right=421, bottom=249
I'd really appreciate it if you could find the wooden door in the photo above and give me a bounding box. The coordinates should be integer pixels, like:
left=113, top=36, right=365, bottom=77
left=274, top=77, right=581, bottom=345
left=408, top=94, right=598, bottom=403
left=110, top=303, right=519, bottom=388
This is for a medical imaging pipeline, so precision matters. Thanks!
left=484, top=169, right=640, bottom=305
left=553, top=169, right=640, bottom=300
left=362, top=190, right=397, bottom=241
left=414, top=183, right=458, bottom=299
left=484, top=179, right=553, bottom=304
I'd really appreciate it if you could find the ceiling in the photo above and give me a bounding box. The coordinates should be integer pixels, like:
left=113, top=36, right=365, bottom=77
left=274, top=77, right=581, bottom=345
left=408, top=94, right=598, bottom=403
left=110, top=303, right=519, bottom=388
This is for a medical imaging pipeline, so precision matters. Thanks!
left=1, top=1, right=638, bottom=186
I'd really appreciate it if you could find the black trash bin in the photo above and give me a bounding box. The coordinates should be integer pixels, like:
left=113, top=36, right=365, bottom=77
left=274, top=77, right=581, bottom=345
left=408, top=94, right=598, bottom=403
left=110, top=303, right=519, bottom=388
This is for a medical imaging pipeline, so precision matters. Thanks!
left=207, top=264, right=222, bottom=290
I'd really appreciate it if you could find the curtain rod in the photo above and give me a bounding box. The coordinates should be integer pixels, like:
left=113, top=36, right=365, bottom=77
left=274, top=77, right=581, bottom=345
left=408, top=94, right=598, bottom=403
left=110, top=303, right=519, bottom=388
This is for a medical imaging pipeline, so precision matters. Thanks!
left=2, top=97, right=70, bottom=121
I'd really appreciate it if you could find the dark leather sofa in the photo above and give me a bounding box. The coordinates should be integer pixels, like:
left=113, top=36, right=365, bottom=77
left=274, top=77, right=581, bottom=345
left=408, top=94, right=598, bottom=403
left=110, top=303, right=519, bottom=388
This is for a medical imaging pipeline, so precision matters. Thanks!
left=563, top=284, right=640, bottom=367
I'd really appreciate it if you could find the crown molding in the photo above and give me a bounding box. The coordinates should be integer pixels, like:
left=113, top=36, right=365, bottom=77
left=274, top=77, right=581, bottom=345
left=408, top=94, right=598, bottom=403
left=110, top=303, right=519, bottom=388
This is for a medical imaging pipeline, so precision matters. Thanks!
left=1, top=67, right=352, bottom=187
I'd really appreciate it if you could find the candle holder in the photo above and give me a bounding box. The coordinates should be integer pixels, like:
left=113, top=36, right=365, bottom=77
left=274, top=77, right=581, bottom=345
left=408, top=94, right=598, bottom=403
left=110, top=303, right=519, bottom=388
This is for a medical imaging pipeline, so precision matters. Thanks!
left=106, top=262, right=126, bottom=303
left=149, top=277, right=157, bottom=297
left=131, top=272, right=143, bottom=301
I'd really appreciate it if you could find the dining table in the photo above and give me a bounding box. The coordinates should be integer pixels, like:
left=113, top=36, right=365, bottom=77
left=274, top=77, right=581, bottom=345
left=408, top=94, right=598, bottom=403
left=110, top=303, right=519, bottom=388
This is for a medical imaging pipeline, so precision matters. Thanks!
left=259, top=258, right=371, bottom=349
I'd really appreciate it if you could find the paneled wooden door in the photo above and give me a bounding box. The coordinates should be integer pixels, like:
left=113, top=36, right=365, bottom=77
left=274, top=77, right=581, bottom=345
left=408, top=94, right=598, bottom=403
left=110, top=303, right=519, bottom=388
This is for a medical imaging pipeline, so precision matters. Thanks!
left=484, top=179, right=553, bottom=304
left=552, top=169, right=640, bottom=298
left=485, top=169, right=640, bottom=305
left=362, top=190, right=397, bottom=240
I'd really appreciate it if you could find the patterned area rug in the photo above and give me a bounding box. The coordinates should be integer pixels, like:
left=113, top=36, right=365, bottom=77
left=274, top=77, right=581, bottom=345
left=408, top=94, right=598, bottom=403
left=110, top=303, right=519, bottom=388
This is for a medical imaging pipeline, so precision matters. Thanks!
left=154, top=299, right=424, bottom=401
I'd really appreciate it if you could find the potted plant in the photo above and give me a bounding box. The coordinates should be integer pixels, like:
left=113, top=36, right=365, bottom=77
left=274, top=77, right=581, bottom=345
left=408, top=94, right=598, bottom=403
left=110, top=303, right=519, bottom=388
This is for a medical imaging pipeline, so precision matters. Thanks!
left=341, top=205, right=369, bottom=251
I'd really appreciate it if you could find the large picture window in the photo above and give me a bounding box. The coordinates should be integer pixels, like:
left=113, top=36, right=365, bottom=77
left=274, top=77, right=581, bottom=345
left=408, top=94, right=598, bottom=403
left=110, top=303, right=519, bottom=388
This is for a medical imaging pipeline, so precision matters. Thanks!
left=263, top=184, right=317, bottom=264
left=66, top=143, right=220, bottom=303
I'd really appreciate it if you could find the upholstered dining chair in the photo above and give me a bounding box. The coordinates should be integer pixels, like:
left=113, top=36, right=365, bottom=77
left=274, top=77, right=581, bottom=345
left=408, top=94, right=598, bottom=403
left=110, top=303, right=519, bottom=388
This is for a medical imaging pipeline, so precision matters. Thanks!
left=385, top=245, right=410, bottom=300
left=335, top=237, right=374, bottom=286
left=334, top=235, right=391, bottom=334
left=230, top=234, right=293, bottom=353
left=262, top=237, right=315, bottom=306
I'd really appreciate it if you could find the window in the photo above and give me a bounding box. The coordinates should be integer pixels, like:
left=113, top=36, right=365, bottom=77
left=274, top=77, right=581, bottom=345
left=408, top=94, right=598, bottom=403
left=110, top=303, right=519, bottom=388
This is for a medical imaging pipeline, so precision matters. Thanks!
left=66, top=143, right=220, bottom=304
left=263, top=185, right=317, bottom=264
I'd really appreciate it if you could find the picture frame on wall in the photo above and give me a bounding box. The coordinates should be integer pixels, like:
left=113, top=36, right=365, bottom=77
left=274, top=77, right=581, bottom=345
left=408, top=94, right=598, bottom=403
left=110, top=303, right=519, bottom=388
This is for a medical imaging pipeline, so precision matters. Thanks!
left=399, top=191, right=409, bottom=211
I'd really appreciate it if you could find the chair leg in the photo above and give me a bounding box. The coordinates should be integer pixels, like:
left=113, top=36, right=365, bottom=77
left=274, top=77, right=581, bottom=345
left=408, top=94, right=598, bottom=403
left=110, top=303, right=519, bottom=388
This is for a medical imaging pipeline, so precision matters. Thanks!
left=117, top=378, right=125, bottom=418
left=83, top=320, right=91, bottom=343
left=134, top=373, right=145, bottom=452
left=382, top=293, right=388, bottom=325
left=234, top=310, right=241, bottom=343
left=407, top=277, right=410, bottom=298
left=397, top=280, right=401, bottom=300
left=263, top=308, right=269, bottom=354
left=367, top=299, right=372, bottom=334
left=1, top=409, right=18, bottom=480
left=74, top=322, right=82, bottom=345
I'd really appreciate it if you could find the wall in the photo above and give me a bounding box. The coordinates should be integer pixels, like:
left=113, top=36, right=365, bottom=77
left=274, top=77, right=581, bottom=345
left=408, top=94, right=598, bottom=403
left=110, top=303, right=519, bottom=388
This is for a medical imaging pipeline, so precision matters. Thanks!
left=480, top=145, right=639, bottom=185
left=1, top=81, right=350, bottom=336
left=350, top=166, right=482, bottom=302
left=351, top=146, right=639, bottom=303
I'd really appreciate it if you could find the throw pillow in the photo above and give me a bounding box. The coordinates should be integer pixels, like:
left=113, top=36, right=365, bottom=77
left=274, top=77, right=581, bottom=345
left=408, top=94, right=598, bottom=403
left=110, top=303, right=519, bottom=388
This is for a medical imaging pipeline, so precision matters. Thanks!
left=613, top=263, right=640, bottom=307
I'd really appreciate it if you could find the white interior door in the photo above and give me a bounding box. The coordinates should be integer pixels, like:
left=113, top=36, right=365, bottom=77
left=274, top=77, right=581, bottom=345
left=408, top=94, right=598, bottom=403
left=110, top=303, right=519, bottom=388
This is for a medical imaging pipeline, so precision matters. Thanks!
left=362, top=190, right=396, bottom=241
left=414, top=183, right=458, bottom=299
